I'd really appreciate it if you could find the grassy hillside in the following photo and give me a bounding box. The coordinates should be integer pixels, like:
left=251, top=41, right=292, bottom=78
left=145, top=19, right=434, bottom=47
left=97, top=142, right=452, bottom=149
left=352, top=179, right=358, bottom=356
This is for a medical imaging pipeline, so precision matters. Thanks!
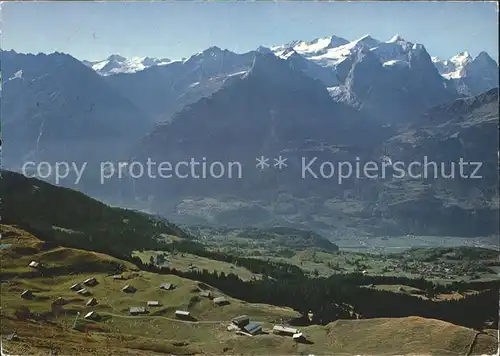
left=2, top=224, right=497, bottom=355
left=132, top=250, right=261, bottom=281
left=1, top=170, right=190, bottom=254
left=304, top=316, right=498, bottom=356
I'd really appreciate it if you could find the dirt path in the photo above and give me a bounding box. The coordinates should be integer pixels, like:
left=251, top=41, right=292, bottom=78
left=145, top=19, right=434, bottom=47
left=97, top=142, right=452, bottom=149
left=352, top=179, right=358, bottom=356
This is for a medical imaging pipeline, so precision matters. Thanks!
left=465, top=331, right=481, bottom=356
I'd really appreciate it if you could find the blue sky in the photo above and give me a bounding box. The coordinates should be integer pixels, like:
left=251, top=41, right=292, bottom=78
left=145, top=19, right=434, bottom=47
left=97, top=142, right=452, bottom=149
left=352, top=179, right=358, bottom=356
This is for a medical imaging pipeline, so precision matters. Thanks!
left=2, top=1, right=498, bottom=62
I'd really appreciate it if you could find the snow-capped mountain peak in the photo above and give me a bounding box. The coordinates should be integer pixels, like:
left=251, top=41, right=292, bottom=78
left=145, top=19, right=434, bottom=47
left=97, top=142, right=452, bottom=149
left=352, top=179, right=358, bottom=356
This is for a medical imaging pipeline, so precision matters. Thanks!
left=272, top=35, right=349, bottom=58
left=276, top=47, right=297, bottom=60
left=432, top=49, right=498, bottom=94
left=83, top=54, right=171, bottom=76
left=292, top=35, right=350, bottom=54
left=387, top=34, right=406, bottom=43
left=450, top=51, right=472, bottom=66
left=434, top=51, right=472, bottom=79
left=293, top=34, right=382, bottom=68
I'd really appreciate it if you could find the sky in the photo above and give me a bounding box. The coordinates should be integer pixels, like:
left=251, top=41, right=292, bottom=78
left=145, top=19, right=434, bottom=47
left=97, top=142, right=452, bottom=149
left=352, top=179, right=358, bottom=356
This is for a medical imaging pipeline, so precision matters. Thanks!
left=1, top=1, right=498, bottom=62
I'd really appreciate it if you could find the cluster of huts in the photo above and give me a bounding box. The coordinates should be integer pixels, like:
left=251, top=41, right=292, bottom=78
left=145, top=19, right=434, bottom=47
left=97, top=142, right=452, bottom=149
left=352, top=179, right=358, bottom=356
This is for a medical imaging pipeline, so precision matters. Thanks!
left=78, top=274, right=142, bottom=321
left=126, top=281, right=178, bottom=316
left=20, top=262, right=307, bottom=341
left=20, top=261, right=104, bottom=322
left=21, top=261, right=99, bottom=303
left=230, top=315, right=262, bottom=336
left=70, top=277, right=99, bottom=297
left=228, top=315, right=306, bottom=341
left=126, top=285, right=229, bottom=319
left=199, top=290, right=230, bottom=306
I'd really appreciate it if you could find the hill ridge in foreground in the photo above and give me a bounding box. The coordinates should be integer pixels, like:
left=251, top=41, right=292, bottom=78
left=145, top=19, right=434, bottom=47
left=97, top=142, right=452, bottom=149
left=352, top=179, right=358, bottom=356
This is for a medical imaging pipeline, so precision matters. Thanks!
left=0, top=170, right=190, bottom=255
left=1, top=224, right=498, bottom=355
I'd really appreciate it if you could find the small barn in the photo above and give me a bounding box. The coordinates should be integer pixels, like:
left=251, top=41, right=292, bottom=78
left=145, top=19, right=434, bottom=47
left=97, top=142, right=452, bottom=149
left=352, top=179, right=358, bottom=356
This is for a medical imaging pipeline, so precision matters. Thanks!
left=76, top=288, right=91, bottom=296
left=213, top=296, right=229, bottom=306
left=20, top=290, right=33, bottom=299
left=293, top=332, right=306, bottom=341
left=160, top=283, right=175, bottom=290
left=200, top=290, right=212, bottom=298
left=175, top=310, right=191, bottom=319
left=273, top=325, right=300, bottom=336
left=83, top=277, right=98, bottom=286
left=231, top=315, right=250, bottom=328
left=122, top=285, right=136, bottom=293
left=243, top=323, right=262, bottom=336
left=83, top=311, right=100, bottom=320
left=129, top=307, right=147, bottom=315
left=28, top=261, right=40, bottom=269
left=147, top=301, right=160, bottom=307
left=86, top=298, right=98, bottom=307
left=70, top=283, right=82, bottom=291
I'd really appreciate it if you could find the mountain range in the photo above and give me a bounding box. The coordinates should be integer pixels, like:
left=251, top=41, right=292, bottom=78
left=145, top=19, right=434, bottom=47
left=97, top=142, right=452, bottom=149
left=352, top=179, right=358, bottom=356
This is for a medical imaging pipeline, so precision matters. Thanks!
left=1, top=32, right=498, bottom=238
left=85, top=34, right=498, bottom=99
left=91, top=33, right=498, bottom=123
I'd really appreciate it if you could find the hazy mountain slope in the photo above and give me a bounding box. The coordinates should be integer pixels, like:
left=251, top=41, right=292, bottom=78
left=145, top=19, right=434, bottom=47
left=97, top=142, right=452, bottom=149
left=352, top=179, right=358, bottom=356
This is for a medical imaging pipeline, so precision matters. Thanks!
left=131, top=52, right=380, bottom=211
left=138, top=52, right=376, bottom=157
left=104, top=47, right=255, bottom=121
left=131, top=83, right=498, bottom=238
left=1, top=50, right=152, bottom=167
left=376, top=88, right=499, bottom=236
